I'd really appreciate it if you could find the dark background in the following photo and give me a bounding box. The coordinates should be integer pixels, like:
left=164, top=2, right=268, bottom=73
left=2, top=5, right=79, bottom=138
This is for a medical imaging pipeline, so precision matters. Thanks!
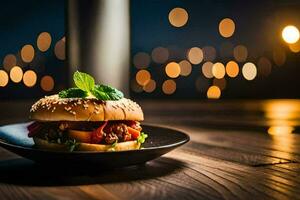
left=0, top=0, right=299, bottom=100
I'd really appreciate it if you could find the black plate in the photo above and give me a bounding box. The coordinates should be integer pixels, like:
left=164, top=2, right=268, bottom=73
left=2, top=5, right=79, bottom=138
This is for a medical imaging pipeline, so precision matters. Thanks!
left=0, top=124, right=189, bottom=167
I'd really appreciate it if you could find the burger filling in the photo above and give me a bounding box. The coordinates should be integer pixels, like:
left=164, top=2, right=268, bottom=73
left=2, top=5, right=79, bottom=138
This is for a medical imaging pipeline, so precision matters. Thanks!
left=27, top=121, right=147, bottom=151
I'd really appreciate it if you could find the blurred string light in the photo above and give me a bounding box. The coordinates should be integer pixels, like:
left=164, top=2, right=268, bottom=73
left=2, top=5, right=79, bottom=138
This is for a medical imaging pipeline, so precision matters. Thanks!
left=213, top=78, right=226, bottom=90
left=219, top=18, right=235, bottom=38
left=37, top=32, right=52, bottom=52
left=21, top=44, right=35, bottom=63
left=233, top=45, right=248, bottom=62
left=207, top=86, right=221, bottom=99
left=0, top=70, right=9, bottom=87
left=242, top=62, right=257, bottom=80
left=202, top=46, right=216, bottom=61
left=187, top=47, right=203, bottom=64
left=282, top=25, right=300, bottom=44
left=257, top=57, right=272, bottom=77
left=288, top=41, right=300, bottom=53
left=202, top=61, right=214, bottom=78
left=133, top=52, right=150, bottom=68
left=130, top=79, right=143, bottom=93
left=179, top=60, right=192, bottom=76
left=143, top=79, right=156, bottom=93
left=165, top=62, right=180, bottom=78
left=3, top=54, right=17, bottom=71
left=195, top=76, right=209, bottom=92
left=151, top=47, right=169, bottom=63
left=136, top=69, right=151, bottom=86
left=225, top=61, right=239, bottom=78
left=272, top=48, right=286, bottom=66
left=10, top=66, right=23, bottom=83
left=23, top=70, right=37, bottom=87
left=54, top=38, right=66, bottom=60
left=41, top=75, right=54, bottom=91
left=212, top=62, right=225, bottom=79
left=162, top=79, right=176, bottom=95
left=168, top=7, right=188, bottom=28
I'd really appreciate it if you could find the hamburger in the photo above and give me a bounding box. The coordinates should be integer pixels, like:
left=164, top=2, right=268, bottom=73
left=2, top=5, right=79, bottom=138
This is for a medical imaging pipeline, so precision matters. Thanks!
left=27, top=71, right=147, bottom=152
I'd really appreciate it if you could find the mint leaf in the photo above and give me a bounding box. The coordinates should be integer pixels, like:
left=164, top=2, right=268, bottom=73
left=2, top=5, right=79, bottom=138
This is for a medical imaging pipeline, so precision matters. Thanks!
left=94, top=84, right=124, bottom=100
left=65, top=139, right=80, bottom=152
left=73, top=71, right=95, bottom=92
left=59, top=88, right=88, bottom=98
left=137, top=132, right=148, bottom=144
left=91, top=88, right=110, bottom=100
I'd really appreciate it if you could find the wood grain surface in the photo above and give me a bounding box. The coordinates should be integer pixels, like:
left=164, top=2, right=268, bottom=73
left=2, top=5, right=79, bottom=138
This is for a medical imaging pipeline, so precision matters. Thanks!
left=0, top=100, right=300, bottom=200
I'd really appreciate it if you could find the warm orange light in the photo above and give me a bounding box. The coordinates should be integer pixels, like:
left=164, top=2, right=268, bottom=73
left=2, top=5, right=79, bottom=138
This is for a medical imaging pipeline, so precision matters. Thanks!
left=165, top=62, right=180, bottom=78
left=0, top=70, right=9, bottom=87
left=242, top=62, right=257, bottom=81
left=268, top=126, right=294, bottom=136
left=3, top=54, right=17, bottom=71
left=54, top=39, right=65, bottom=60
left=282, top=25, right=300, bottom=44
left=168, top=8, right=188, bottom=27
left=23, top=70, right=37, bottom=87
left=272, top=48, right=286, bottom=66
left=41, top=75, right=54, bottom=91
left=179, top=60, right=192, bottom=76
left=233, top=45, right=248, bottom=62
left=187, top=47, right=203, bottom=64
left=130, top=79, right=143, bottom=93
left=143, top=79, right=156, bottom=93
left=202, top=46, right=216, bottom=61
left=257, top=57, right=272, bottom=77
left=151, top=47, right=169, bottom=63
left=136, top=70, right=151, bottom=86
left=207, top=86, right=221, bottom=99
left=133, top=52, right=150, bottom=68
left=219, top=18, right=235, bottom=38
left=212, top=62, right=225, bottom=79
left=202, top=62, right=214, bottom=78
left=10, top=66, right=23, bottom=83
left=162, top=79, right=176, bottom=95
left=21, top=44, right=35, bottom=63
left=289, top=41, right=300, bottom=53
left=37, top=32, right=52, bottom=52
left=225, top=61, right=239, bottom=78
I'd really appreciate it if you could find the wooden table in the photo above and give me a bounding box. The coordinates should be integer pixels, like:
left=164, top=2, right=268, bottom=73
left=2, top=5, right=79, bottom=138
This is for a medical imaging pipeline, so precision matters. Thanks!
left=0, top=99, right=300, bottom=200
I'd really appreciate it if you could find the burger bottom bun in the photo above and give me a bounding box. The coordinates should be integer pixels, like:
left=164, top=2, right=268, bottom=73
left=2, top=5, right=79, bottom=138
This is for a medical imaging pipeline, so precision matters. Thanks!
left=33, top=137, right=141, bottom=152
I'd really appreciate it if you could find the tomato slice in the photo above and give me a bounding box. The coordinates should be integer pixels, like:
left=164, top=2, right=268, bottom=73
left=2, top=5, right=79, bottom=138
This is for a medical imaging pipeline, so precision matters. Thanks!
left=127, top=127, right=140, bottom=140
left=90, top=121, right=108, bottom=144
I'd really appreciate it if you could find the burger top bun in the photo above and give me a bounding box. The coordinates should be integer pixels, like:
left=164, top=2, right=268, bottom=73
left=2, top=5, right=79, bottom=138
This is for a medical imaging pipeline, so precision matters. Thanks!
left=30, top=95, right=144, bottom=122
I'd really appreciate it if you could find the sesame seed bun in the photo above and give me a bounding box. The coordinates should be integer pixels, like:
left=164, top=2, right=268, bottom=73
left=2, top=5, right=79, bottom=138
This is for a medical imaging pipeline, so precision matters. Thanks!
left=33, top=137, right=141, bottom=152
left=30, top=95, right=144, bottom=122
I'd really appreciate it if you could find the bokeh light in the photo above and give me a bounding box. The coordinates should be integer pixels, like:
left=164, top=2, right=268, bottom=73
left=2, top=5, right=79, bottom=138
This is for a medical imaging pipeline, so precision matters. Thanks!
left=213, top=78, right=226, bottom=90
left=165, top=62, right=181, bottom=78
left=233, top=45, right=248, bottom=62
left=0, top=70, right=9, bottom=87
left=219, top=18, right=235, bottom=38
left=282, top=25, right=300, bottom=44
left=187, top=47, right=203, bottom=64
left=10, top=66, right=23, bottom=83
left=242, top=62, right=257, bottom=80
left=168, top=8, right=188, bottom=27
left=3, top=54, right=17, bottom=71
left=288, top=41, right=300, bottom=53
left=143, top=79, right=156, bottom=93
left=225, top=61, right=239, bottom=78
left=207, top=86, right=221, bottom=99
left=23, top=70, right=37, bottom=87
left=151, top=47, right=169, bottom=63
left=21, top=44, right=35, bottom=63
left=37, top=32, right=52, bottom=52
left=136, top=69, right=151, bottom=86
left=272, top=48, right=286, bottom=66
left=162, top=79, right=176, bottom=95
left=212, top=62, right=225, bottom=79
left=195, top=76, right=209, bottom=92
left=202, top=62, right=214, bottom=78
left=220, top=42, right=233, bottom=58
left=202, top=46, right=216, bottom=61
left=54, top=39, right=66, bottom=60
left=41, top=75, right=54, bottom=91
left=133, top=52, right=150, bottom=68
left=179, top=60, right=192, bottom=76
left=130, top=79, right=143, bottom=93
left=257, top=57, right=272, bottom=77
